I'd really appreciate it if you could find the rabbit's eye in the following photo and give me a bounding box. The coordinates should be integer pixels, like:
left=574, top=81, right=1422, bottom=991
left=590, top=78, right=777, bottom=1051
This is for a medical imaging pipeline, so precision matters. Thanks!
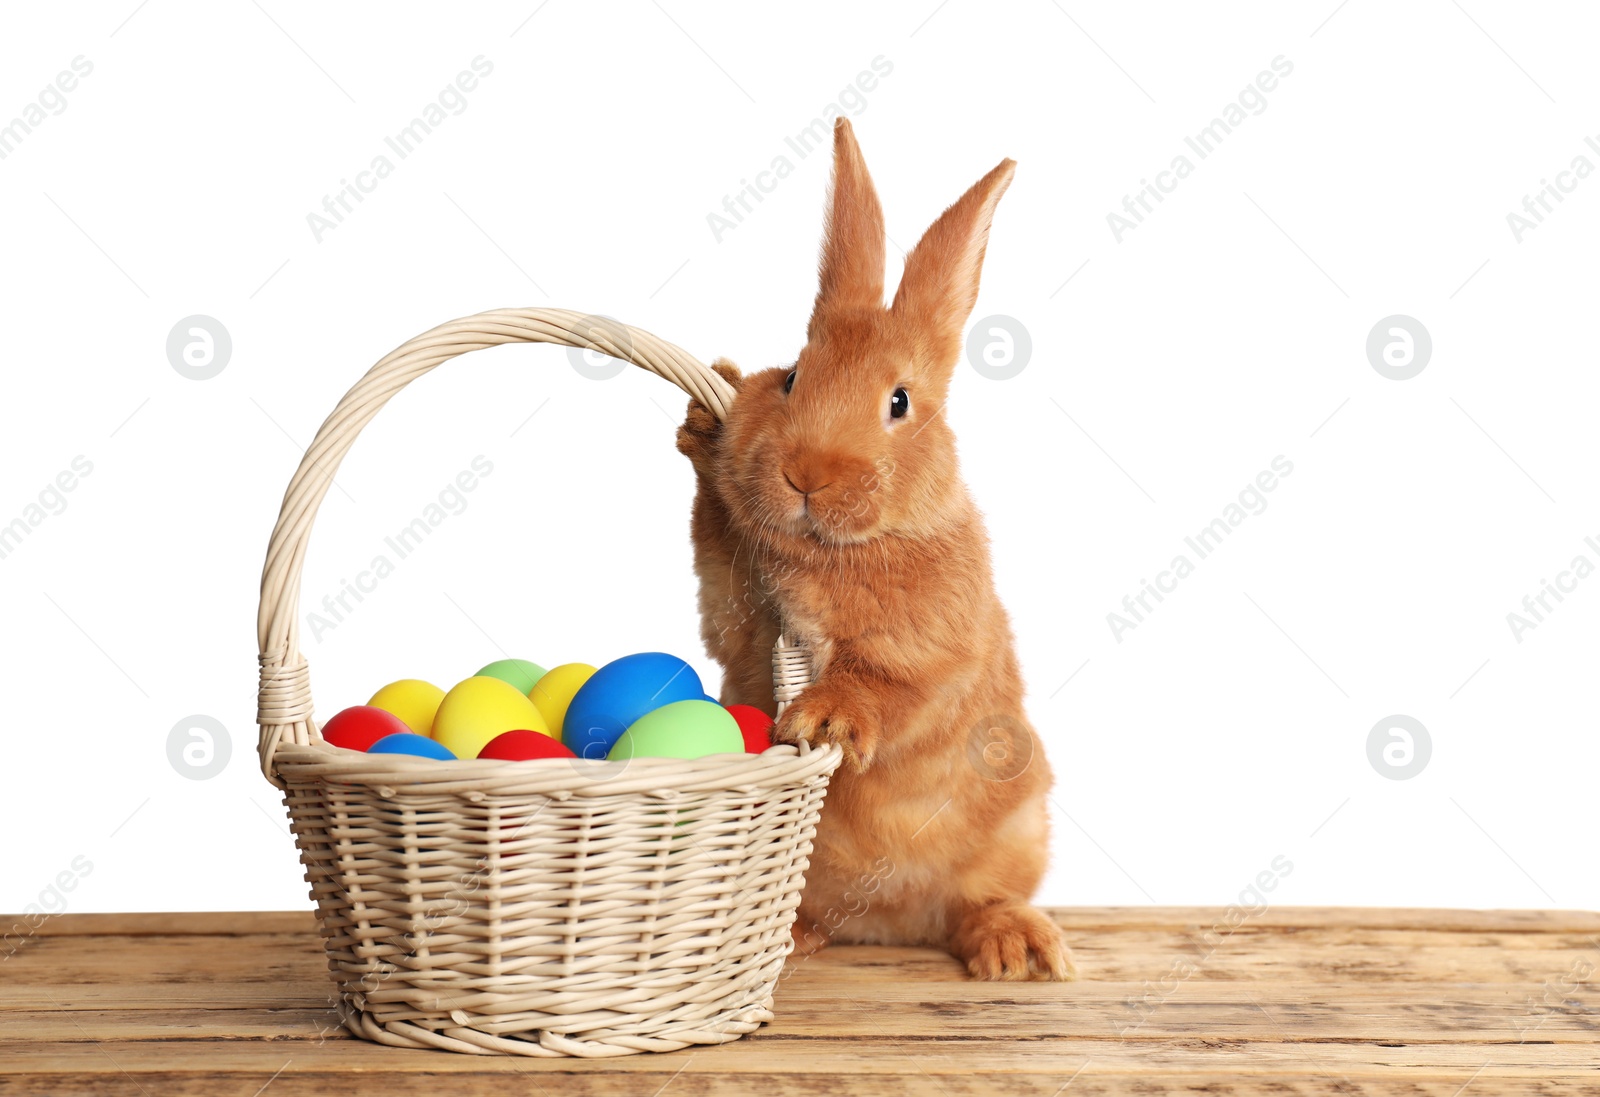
left=784, top=370, right=797, bottom=395
left=889, top=387, right=910, bottom=419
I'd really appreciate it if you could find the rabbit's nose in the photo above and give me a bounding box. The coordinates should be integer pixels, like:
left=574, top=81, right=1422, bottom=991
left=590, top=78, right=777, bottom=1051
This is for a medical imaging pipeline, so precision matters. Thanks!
left=783, top=469, right=834, bottom=496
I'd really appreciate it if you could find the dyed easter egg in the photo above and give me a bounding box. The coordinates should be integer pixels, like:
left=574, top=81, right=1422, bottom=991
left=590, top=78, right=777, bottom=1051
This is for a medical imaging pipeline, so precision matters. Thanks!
left=367, top=732, right=456, bottom=760
left=320, top=705, right=410, bottom=752
left=607, top=699, right=743, bottom=761
left=529, top=662, right=597, bottom=736
left=475, top=658, right=547, bottom=694
left=431, top=676, right=551, bottom=760
left=478, top=730, right=577, bottom=761
left=367, top=679, right=446, bottom=736
left=724, top=703, right=776, bottom=754
left=563, top=653, right=705, bottom=761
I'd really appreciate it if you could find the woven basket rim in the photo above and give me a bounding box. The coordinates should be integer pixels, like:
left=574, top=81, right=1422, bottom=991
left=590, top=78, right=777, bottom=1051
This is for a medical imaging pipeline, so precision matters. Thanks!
left=273, top=737, right=839, bottom=798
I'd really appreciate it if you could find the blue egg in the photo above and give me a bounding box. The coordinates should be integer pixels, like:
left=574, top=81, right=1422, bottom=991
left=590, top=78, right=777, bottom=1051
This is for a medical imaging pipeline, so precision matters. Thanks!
left=367, top=732, right=456, bottom=760
left=562, top=652, right=705, bottom=760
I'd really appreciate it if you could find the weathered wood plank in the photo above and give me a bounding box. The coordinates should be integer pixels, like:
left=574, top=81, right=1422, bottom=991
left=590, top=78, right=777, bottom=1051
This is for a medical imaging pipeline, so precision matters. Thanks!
left=0, top=1036, right=1592, bottom=1073
left=1, top=1073, right=1593, bottom=1097
left=17, top=907, right=1600, bottom=936
left=1, top=989, right=1595, bottom=1044
left=8, top=926, right=1595, bottom=992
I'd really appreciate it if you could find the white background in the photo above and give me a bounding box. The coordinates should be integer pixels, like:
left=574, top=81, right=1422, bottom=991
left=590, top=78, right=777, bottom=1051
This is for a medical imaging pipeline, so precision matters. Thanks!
left=1, top=1, right=1594, bottom=917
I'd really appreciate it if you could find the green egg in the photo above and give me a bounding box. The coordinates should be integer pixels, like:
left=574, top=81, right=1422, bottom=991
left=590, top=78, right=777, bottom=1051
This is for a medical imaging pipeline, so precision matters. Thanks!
left=607, top=700, right=744, bottom=761
left=475, top=658, right=547, bottom=695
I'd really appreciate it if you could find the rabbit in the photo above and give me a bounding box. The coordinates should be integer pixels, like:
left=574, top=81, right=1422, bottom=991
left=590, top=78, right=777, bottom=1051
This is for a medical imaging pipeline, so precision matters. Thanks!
left=676, top=117, right=1073, bottom=981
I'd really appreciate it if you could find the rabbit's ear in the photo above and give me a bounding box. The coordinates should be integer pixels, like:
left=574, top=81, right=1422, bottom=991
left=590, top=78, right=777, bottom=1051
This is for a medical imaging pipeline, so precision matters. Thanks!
left=808, top=118, right=886, bottom=334
left=891, top=158, right=1016, bottom=371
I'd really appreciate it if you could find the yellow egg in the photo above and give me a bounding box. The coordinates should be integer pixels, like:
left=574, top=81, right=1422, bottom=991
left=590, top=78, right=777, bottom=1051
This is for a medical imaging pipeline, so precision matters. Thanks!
left=530, top=662, right=597, bottom=736
left=431, top=675, right=551, bottom=760
left=367, top=679, right=445, bottom=736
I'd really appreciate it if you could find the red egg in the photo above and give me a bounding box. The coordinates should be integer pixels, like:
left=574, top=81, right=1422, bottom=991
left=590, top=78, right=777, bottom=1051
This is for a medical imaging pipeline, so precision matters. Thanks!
left=724, top=704, right=776, bottom=753
left=478, top=730, right=577, bottom=761
left=320, top=705, right=410, bottom=752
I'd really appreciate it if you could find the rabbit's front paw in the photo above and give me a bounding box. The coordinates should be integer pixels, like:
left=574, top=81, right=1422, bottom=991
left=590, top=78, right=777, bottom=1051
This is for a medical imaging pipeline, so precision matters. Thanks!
left=775, top=684, right=880, bottom=771
left=675, top=358, right=741, bottom=477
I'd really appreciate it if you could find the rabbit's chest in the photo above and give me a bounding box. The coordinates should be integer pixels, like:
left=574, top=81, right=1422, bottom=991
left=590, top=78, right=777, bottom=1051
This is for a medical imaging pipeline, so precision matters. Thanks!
left=763, top=554, right=913, bottom=670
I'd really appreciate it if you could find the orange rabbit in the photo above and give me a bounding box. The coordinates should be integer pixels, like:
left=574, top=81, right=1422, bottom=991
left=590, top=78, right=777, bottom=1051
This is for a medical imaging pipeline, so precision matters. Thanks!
left=677, top=118, right=1073, bottom=980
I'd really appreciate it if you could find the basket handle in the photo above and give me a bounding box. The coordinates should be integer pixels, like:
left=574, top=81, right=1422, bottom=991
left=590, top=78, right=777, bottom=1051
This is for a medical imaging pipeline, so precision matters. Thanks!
left=255, top=307, right=804, bottom=786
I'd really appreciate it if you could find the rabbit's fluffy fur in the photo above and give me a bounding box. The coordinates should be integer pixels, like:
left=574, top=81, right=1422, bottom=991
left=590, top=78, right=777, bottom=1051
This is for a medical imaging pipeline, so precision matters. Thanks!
left=677, top=118, right=1073, bottom=981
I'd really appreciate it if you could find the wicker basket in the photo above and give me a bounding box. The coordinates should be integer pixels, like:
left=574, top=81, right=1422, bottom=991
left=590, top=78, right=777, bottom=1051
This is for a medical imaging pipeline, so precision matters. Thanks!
left=255, top=307, right=842, bottom=1057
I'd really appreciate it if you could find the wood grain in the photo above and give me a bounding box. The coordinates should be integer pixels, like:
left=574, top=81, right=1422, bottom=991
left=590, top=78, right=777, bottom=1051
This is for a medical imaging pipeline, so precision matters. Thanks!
left=2, top=909, right=1596, bottom=1095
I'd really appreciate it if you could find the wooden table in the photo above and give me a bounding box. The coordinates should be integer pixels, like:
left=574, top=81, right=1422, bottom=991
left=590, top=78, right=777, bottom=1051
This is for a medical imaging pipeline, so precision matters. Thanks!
left=3, top=908, right=1596, bottom=1094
